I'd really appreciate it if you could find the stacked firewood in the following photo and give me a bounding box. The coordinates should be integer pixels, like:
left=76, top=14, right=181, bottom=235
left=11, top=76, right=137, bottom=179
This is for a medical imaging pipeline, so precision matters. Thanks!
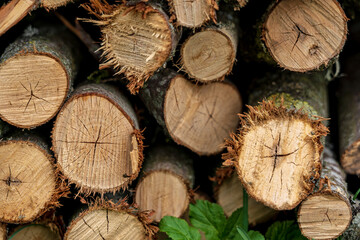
left=0, top=0, right=359, bottom=239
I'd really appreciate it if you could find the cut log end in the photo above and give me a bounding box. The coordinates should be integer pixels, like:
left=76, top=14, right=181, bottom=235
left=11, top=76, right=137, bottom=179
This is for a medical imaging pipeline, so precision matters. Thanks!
left=65, top=209, right=147, bottom=240
left=224, top=101, right=327, bottom=210
left=164, top=76, right=242, bottom=155
left=98, top=4, right=173, bottom=93
left=216, top=172, right=276, bottom=225
left=41, top=0, right=72, bottom=9
left=298, top=193, right=352, bottom=239
left=53, top=92, right=141, bottom=194
left=263, top=0, right=348, bottom=72
left=181, top=29, right=235, bottom=82
left=135, top=171, right=190, bottom=222
left=0, top=141, right=57, bottom=223
left=9, top=224, right=61, bottom=240
left=169, top=0, right=216, bottom=27
left=341, top=139, right=360, bottom=175
left=0, top=54, right=69, bottom=128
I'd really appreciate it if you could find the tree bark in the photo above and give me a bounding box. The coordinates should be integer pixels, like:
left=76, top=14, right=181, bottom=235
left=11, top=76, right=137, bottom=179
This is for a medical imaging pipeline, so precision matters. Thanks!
left=52, top=83, right=143, bottom=196
left=0, top=24, right=78, bottom=129
left=135, top=144, right=194, bottom=222
left=180, top=9, right=239, bottom=82
left=140, top=68, right=242, bottom=156
left=262, top=0, right=348, bottom=72
left=0, top=223, right=5, bottom=240
left=223, top=70, right=329, bottom=210
left=0, top=133, right=68, bottom=223
left=297, top=147, right=352, bottom=240
left=83, top=0, right=180, bottom=94
left=64, top=199, right=157, bottom=240
left=213, top=167, right=277, bottom=225
left=342, top=202, right=360, bottom=240
left=339, top=53, right=360, bottom=175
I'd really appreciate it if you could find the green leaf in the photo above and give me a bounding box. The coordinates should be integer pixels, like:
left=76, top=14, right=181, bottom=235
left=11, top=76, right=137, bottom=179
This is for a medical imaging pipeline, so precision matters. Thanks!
left=189, top=200, right=226, bottom=240
left=242, top=188, right=249, bottom=231
left=221, top=208, right=245, bottom=240
left=265, top=221, right=306, bottom=240
left=248, top=230, right=265, bottom=240
left=237, top=226, right=251, bottom=240
left=159, top=216, right=201, bottom=240
left=353, top=188, right=360, bottom=200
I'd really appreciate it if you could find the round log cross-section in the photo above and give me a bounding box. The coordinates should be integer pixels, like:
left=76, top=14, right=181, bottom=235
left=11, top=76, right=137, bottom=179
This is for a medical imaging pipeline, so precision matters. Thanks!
left=263, top=0, right=347, bottom=72
left=9, top=224, right=61, bottom=240
left=0, top=140, right=57, bottom=223
left=52, top=84, right=143, bottom=194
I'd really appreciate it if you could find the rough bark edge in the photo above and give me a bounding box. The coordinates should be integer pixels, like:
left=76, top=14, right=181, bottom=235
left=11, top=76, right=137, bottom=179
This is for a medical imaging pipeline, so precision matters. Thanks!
left=297, top=189, right=352, bottom=239
left=179, top=28, right=236, bottom=82
left=81, top=0, right=176, bottom=94
left=167, top=0, right=218, bottom=28
left=210, top=166, right=235, bottom=186
left=164, top=80, right=242, bottom=156
left=0, top=51, right=71, bottom=129
left=0, top=140, right=69, bottom=224
left=135, top=169, right=194, bottom=219
left=261, top=0, right=349, bottom=72
left=51, top=92, right=144, bottom=196
left=221, top=99, right=328, bottom=210
left=64, top=198, right=158, bottom=240
left=41, top=0, right=72, bottom=10
left=0, top=223, right=6, bottom=240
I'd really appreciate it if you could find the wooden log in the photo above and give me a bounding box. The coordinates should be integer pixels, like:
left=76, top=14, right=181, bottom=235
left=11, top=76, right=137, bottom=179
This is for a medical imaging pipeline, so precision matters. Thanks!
left=262, top=0, right=348, bottom=72
left=0, top=0, right=71, bottom=36
left=0, top=223, right=5, bottom=240
left=213, top=167, right=277, bottom=225
left=52, top=83, right=144, bottom=195
left=8, top=224, right=61, bottom=240
left=339, top=54, right=360, bottom=175
left=223, top=70, right=329, bottom=210
left=83, top=0, right=180, bottom=94
left=297, top=147, right=352, bottom=240
left=64, top=199, right=157, bottom=240
left=180, top=10, right=238, bottom=82
left=342, top=207, right=360, bottom=240
left=135, top=144, right=194, bottom=222
left=0, top=24, right=78, bottom=129
left=0, top=134, right=68, bottom=223
left=140, top=68, right=242, bottom=155
left=167, top=0, right=218, bottom=28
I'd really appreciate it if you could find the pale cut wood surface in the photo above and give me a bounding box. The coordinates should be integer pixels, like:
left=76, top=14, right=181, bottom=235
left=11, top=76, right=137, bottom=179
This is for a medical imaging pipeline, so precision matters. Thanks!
left=264, top=0, right=347, bottom=72
left=53, top=93, right=139, bottom=194
left=170, top=0, right=213, bottom=27
left=65, top=209, right=146, bottom=240
left=216, top=173, right=276, bottom=225
left=0, top=54, right=68, bottom=128
left=98, top=4, right=173, bottom=91
left=0, top=223, right=5, bottom=240
left=0, top=141, right=56, bottom=223
left=136, top=171, right=189, bottom=222
left=298, top=194, right=351, bottom=240
left=42, top=0, right=71, bottom=9
left=182, top=29, right=235, bottom=82
left=0, top=0, right=36, bottom=37
left=10, top=224, right=61, bottom=240
left=238, top=118, right=319, bottom=210
left=164, top=76, right=241, bottom=155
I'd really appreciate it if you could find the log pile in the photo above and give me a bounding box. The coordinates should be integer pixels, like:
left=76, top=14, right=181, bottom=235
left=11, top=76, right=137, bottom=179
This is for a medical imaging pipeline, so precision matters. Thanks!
left=0, top=0, right=359, bottom=239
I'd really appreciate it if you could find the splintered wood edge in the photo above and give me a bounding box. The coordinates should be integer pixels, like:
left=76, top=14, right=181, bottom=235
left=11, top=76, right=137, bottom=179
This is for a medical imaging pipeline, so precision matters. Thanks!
left=0, top=0, right=37, bottom=37
left=167, top=0, right=218, bottom=28
left=64, top=199, right=158, bottom=239
left=135, top=170, right=192, bottom=222
left=9, top=224, right=61, bottom=240
left=164, top=77, right=242, bottom=156
left=0, top=53, right=70, bottom=128
left=87, top=3, right=173, bottom=94
left=298, top=191, right=352, bottom=239
left=341, top=139, right=360, bottom=175
left=0, top=140, right=69, bottom=223
left=222, top=100, right=328, bottom=210
left=41, top=0, right=72, bottom=9
left=180, top=29, right=236, bottom=82
left=52, top=92, right=144, bottom=196
left=263, top=0, right=348, bottom=72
